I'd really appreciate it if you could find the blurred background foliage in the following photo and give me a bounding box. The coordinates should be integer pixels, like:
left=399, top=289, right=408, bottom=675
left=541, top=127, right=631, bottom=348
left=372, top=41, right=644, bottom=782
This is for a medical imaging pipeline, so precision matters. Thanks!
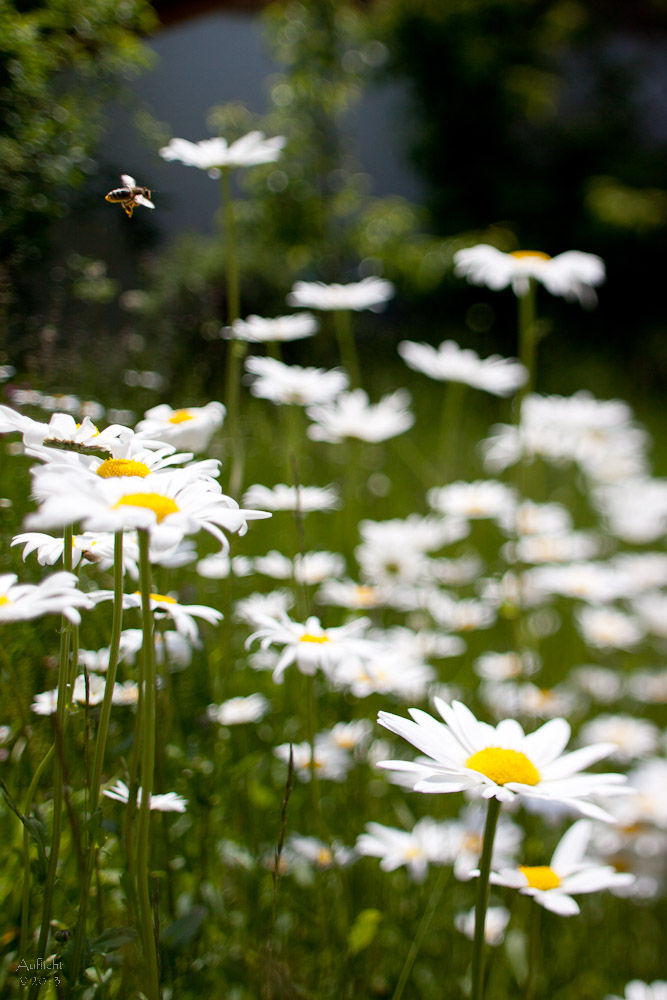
left=0, top=0, right=666, bottom=409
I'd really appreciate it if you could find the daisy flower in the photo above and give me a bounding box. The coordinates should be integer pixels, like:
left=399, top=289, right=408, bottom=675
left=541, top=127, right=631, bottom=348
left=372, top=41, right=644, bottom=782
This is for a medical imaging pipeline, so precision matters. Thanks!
left=306, top=388, right=415, bottom=443
left=274, top=738, right=353, bottom=782
left=243, top=483, right=340, bottom=513
left=103, top=779, right=188, bottom=813
left=27, top=468, right=270, bottom=554
left=0, top=406, right=132, bottom=457
left=485, top=819, right=634, bottom=915
left=228, top=313, right=318, bottom=343
left=398, top=340, right=527, bottom=397
left=356, top=817, right=451, bottom=882
left=287, top=277, right=395, bottom=312
left=454, top=906, right=510, bottom=946
left=0, top=572, right=92, bottom=625
left=578, top=715, right=660, bottom=764
left=245, top=356, right=348, bottom=406
left=159, top=131, right=286, bottom=175
left=377, top=698, right=627, bottom=821
left=246, top=613, right=370, bottom=683
left=134, top=402, right=225, bottom=453
left=606, top=984, right=667, bottom=1000
left=453, top=245, right=605, bottom=306
left=91, top=590, right=223, bottom=642
left=207, top=693, right=270, bottom=726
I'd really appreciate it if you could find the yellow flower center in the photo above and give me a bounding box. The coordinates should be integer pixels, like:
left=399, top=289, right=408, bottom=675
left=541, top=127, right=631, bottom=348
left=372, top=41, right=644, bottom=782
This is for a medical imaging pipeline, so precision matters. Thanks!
left=299, top=633, right=330, bottom=644
left=465, top=747, right=540, bottom=786
left=510, top=250, right=551, bottom=260
left=168, top=410, right=194, bottom=424
left=96, top=458, right=151, bottom=479
left=134, top=591, right=177, bottom=604
left=518, top=865, right=561, bottom=890
left=354, top=585, right=377, bottom=606
left=0, top=596, right=9, bottom=606
left=113, top=493, right=179, bottom=523
left=404, top=845, right=424, bottom=860
left=316, top=847, right=334, bottom=867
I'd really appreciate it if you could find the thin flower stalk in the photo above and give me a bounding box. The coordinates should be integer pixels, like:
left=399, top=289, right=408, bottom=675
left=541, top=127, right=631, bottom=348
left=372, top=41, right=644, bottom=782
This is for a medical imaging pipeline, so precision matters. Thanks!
left=440, top=379, right=466, bottom=479
left=135, top=529, right=160, bottom=1000
left=19, top=745, right=55, bottom=1000
left=333, top=308, right=361, bottom=388
left=221, top=167, right=245, bottom=498
left=471, top=797, right=501, bottom=1000
left=517, top=277, right=538, bottom=405
left=390, top=864, right=452, bottom=1000
left=31, top=525, right=74, bottom=996
left=69, top=532, right=124, bottom=986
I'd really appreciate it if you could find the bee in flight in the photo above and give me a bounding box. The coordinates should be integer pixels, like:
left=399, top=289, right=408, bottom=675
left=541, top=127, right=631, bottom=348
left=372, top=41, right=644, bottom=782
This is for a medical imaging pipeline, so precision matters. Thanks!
left=105, top=174, right=155, bottom=218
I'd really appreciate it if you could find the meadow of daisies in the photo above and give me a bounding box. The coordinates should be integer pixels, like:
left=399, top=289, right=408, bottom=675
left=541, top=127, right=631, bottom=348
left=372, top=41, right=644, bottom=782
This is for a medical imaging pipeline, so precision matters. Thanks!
left=0, top=132, right=666, bottom=1000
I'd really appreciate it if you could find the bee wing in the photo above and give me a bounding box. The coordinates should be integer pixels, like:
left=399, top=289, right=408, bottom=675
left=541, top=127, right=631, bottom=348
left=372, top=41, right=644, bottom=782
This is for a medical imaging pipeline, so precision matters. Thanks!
left=120, top=174, right=136, bottom=187
left=134, top=194, right=155, bottom=210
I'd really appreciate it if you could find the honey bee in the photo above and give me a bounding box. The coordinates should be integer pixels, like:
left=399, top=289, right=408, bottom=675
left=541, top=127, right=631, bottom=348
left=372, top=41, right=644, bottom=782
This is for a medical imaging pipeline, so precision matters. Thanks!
left=105, top=174, right=155, bottom=218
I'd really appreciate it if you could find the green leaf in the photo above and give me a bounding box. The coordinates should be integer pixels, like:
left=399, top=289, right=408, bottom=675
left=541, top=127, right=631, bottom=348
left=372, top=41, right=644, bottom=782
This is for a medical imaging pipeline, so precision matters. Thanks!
left=161, top=907, right=207, bottom=951
left=347, top=908, right=382, bottom=957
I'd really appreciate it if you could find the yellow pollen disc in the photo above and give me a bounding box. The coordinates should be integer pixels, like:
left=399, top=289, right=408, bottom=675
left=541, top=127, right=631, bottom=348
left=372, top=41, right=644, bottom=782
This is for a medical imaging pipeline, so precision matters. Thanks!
left=519, top=865, right=561, bottom=890
left=509, top=250, right=551, bottom=261
left=299, top=633, right=330, bottom=644
left=96, top=458, right=151, bottom=479
left=354, top=585, right=377, bottom=606
left=404, top=845, right=423, bottom=860
left=317, top=848, right=333, bottom=866
left=133, top=591, right=177, bottom=604
left=113, top=493, right=179, bottom=523
left=465, top=747, right=540, bottom=786
left=0, top=596, right=9, bottom=606
left=168, top=410, right=194, bottom=424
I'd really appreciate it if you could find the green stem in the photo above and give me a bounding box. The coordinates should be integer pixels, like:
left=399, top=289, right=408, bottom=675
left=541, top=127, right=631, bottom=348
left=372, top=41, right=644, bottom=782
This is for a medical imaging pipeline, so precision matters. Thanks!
left=69, top=532, right=124, bottom=986
left=517, top=278, right=537, bottom=406
left=19, top=745, right=55, bottom=1000
left=471, top=796, right=501, bottom=1000
left=333, top=309, right=360, bottom=388
left=135, top=530, right=160, bottom=1000
left=439, top=379, right=466, bottom=479
left=221, top=166, right=245, bottom=498
left=30, top=526, right=74, bottom=998
left=391, top=864, right=452, bottom=1000
left=525, top=900, right=541, bottom=1000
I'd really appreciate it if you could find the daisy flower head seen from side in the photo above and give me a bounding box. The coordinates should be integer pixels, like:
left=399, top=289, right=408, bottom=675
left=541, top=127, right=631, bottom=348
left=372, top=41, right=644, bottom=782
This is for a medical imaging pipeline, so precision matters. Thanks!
left=287, top=277, right=395, bottom=312
left=398, top=340, right=528, bottom=398
left=134, top=402, right=225, bottom=453
left=377, top=699, right=627, bottom=821
left=227, top=313, right=319, bottom=343
left=606, top=984, right=667, bottom=1000
left=243, top=483, right=341, bottom=514
left=485, top=819, right=635, bottom=915
left=245, top=356, right=348, bottom=406
left=246, top=613, right=370, bottom=683
left=453, top=244, right=606, bottom=306
left=159, top=131, right=286, bottom=176
left=306, top=388, right=415, bottom=443
left=0, top=572, right=93, bottom=624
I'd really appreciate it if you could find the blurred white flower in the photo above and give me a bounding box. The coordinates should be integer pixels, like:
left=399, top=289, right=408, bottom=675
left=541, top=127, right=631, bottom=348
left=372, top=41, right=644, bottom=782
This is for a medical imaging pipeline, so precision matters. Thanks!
left=427, top=480, right=516, bottom=527
left=243, top=483, right=340, bottom=513
left=399, top=340, right=527, bottom=397
left=287, top=277, right=394, bottom=312
left=208, top=693, right=270, bottom=725
left=579, top=715, right=660, bottom=764
left=356, top=817, right=450, bottom=882
left=576, top=606, right=643, bottom=650
left=104, top=779, right=187, bottom=813
left=306, top=388, right=414, bottom=443
left=454, top=906, right=510, bottom=946
left=135, top=402, right=225, bottom=453
left=245, top=356, right=348, bottom=406
left=246, top=613, right=370, bottom=683
left=91, top=589, right=223, bottom=643
left=274, top=738, right=352, bottom=782
left=453, top=245, right=605, bottom=306
left=228, top=313, right=318, bottom=343
left=606, top=983, right=667, bottom=1000
left=160, top=131, right=286, bottom=175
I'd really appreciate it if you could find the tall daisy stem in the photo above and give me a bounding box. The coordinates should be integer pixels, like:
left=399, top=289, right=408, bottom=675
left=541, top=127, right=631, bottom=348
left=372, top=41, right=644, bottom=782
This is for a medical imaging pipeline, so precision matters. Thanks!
left=30, top=525, right=73, bottom=997
left=69, top=532, right=124, bottom=986
left=439, top=379, right=466, bottom=479
left=525, top=900, right=541, bottom=1000
left=135, top=529, right=160, bottom=1000
left=221, top=166, right=245, bottom=498
left=19, top=746, right=54, bottom=1000
left=471, top=796, right=501, bottom=1000
left=517, top=278, right=538, bottom=405
left=333, top=309, right=361, bottom=388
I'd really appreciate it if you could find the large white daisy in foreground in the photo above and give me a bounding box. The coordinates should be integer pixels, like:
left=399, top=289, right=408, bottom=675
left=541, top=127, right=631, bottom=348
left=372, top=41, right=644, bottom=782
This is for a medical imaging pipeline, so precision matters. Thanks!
left=484, top=819, right=634, bottom=915
left=377, top=699, right=626, bottom=822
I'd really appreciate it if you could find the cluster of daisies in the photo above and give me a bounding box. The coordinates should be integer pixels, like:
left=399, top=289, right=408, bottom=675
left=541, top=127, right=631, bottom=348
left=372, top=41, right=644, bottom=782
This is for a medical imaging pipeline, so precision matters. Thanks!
left=1, top=228, right=664, bottom=995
